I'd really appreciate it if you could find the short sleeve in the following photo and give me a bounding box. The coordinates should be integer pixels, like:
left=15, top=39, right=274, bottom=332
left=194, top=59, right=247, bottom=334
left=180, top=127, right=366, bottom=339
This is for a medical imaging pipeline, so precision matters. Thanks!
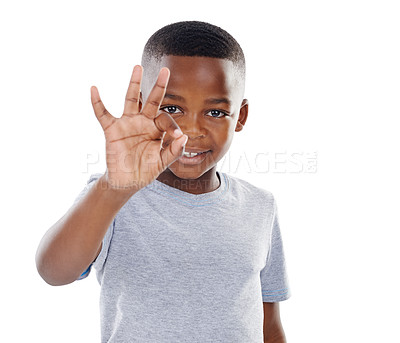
left=73, top=173, right=115, bottom=282
left=260, top=196, right=291, bottom=302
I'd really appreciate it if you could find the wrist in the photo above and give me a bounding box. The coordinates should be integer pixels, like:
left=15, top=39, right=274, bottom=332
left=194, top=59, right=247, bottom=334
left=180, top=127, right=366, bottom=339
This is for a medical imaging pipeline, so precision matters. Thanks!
left=96, top=173, right=139, bottom=201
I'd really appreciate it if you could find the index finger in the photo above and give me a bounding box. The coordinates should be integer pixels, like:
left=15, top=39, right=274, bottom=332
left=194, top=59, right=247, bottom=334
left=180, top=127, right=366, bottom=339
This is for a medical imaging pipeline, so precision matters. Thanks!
left=141, top=67, right=170, bottom=120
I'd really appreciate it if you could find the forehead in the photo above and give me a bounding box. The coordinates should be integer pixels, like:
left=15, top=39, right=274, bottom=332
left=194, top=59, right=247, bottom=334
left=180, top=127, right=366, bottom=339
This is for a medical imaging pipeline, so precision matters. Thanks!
left=143, top=55, right=243, bottom=102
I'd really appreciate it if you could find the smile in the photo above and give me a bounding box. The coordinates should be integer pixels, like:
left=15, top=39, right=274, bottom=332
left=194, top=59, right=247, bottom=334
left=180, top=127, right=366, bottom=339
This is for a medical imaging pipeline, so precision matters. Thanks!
left=183, top=151, right=203, bottom=157
left=178, top=150, right=210, bottom=165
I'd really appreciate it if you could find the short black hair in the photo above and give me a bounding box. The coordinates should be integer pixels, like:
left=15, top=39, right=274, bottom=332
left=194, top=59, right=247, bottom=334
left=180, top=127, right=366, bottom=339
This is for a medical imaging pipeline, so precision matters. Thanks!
left=141, top=21, right=245, bottom=78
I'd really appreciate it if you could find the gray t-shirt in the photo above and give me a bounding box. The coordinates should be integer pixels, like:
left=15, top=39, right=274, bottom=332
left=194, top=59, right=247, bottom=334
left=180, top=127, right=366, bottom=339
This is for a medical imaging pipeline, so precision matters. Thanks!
left=74, top=171, right=290, bottom=342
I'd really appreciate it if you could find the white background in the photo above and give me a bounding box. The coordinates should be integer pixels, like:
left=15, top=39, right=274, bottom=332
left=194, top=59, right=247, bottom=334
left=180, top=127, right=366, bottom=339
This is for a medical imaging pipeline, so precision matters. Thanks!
left=1, top=0, right=399, bottom=342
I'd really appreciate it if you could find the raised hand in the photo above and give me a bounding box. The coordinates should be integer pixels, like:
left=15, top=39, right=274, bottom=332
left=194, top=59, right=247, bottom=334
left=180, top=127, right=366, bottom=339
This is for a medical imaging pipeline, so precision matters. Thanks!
left=90, top=65, right=188, bottom=192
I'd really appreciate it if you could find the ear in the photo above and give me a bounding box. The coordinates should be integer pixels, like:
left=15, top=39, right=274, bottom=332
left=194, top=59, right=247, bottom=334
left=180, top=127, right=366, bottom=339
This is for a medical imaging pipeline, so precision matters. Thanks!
left=235, top=99, right=249, bottom=132
left=139, top=91, right=143, bottom=112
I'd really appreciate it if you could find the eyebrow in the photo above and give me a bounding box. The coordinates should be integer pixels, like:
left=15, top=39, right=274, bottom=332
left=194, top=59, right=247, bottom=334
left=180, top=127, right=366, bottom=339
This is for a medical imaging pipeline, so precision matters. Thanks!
left=164, top=93, right=231, bottom=106
left=164, top=93, right=185, bottom=102
left=204, top=97, right=231, bottom=105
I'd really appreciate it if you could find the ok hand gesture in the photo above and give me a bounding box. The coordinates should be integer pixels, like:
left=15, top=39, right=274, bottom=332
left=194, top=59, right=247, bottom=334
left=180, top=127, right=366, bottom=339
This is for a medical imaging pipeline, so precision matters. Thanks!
left=91, top=65, right=187, bottom=192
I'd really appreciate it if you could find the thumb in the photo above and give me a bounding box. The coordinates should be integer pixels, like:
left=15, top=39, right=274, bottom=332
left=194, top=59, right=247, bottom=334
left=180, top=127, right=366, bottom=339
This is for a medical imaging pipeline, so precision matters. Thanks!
left=160, top=134, right=188, bottom=168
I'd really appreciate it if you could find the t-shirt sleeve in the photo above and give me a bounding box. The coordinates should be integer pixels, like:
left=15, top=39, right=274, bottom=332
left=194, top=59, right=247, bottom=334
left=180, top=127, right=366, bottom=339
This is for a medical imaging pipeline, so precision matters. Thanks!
left=260, top=195, right=291, bottom=302
left=72, top=173, right=115, bottom=281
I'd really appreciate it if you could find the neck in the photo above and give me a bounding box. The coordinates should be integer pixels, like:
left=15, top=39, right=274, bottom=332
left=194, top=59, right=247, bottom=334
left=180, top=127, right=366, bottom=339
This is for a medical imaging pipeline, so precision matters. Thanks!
left=156, top=167, right=221, bottom=195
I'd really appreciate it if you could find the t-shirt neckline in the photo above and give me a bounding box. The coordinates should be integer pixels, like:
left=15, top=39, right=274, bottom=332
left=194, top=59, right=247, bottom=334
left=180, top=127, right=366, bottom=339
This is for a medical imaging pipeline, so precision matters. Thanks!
left=146, top=170, right=229, bottom=205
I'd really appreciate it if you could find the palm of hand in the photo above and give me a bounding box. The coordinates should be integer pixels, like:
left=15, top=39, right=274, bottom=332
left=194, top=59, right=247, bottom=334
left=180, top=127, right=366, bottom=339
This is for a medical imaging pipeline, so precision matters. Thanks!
left=90, top=66, right=187, bottom=190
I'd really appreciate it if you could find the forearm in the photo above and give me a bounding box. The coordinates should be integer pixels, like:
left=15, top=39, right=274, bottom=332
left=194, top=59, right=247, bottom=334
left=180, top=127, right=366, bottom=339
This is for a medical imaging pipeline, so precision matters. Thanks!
left=35, top=173, right=136, bottom=286
left=264, top=321, right=286, bottom=343
left=264, top=333, right=286, bottom=343
left=264, top=327, right=286, bottom=343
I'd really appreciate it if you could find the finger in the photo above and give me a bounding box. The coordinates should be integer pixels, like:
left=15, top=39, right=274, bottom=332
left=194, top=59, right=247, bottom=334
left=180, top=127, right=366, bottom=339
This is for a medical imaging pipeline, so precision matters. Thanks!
left=123, top=65, right=143, bottom=115
left=160, top=134, right=188, bottom=169
left=153, top=111, right=183, bottom=139
left=91, top=86, right=116, bottom=131
left=161, top=131, right=171, bottom=150
left=141, top=68, right=170, bottom=120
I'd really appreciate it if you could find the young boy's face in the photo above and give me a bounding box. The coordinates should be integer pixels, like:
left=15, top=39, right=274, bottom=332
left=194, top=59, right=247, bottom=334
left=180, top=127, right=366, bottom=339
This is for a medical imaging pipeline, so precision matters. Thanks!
left=142, top=55, right=248, bottom=181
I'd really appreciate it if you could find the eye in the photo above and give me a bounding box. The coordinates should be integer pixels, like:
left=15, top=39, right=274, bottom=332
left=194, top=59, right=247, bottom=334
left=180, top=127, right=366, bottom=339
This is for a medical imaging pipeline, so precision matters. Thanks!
left=160, top=106, right=182, bottom=115
left=206, top=109, right=229, bottom=118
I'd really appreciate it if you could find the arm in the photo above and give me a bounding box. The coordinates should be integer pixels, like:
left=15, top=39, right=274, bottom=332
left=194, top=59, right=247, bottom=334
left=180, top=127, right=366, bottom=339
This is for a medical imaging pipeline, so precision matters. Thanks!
left=35, top=174, right=136, bottom=286
left=263, top=302, right=286, bottom=343
left=35, top=66, right=187, bottom=286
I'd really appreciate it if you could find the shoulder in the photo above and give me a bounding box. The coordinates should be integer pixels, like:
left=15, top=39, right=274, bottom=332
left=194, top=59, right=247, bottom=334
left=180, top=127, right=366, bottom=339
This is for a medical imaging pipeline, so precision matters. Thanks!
left=223, top=172, right=275, bottom=205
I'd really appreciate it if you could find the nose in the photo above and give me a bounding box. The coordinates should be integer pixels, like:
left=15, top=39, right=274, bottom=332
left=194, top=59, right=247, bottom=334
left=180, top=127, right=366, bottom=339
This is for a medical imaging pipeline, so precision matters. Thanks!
left=177, top=113, right=206, bottom=139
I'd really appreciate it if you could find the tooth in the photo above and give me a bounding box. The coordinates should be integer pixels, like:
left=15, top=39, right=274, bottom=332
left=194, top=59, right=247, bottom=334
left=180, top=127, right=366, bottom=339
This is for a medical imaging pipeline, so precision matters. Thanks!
left=184, top=152, right=200, bottom=157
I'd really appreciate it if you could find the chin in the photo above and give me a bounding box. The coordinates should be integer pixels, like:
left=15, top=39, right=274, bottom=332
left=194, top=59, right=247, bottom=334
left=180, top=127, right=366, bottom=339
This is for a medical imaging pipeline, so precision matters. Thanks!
left=168, top=164, right=212, bottom=180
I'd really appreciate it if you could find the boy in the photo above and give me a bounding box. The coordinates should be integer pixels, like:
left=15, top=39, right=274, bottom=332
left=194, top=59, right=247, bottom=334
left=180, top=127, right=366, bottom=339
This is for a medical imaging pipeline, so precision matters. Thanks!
left=35, top=21, right=290, bottom=342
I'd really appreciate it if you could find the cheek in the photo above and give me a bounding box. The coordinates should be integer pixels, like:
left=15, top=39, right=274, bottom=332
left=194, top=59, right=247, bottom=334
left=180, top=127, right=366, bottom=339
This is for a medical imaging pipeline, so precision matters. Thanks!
left=214, top=127, right=234, bottom=152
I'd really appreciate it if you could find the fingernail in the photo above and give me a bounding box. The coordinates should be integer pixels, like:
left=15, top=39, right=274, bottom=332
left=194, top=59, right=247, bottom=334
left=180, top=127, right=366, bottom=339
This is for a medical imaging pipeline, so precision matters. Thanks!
left=173, top=129, right=183, bottom=137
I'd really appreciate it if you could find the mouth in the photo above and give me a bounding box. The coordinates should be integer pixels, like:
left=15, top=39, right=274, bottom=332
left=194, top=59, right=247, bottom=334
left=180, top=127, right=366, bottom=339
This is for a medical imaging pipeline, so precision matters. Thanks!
left=178, top=150, right=210, bottom=165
